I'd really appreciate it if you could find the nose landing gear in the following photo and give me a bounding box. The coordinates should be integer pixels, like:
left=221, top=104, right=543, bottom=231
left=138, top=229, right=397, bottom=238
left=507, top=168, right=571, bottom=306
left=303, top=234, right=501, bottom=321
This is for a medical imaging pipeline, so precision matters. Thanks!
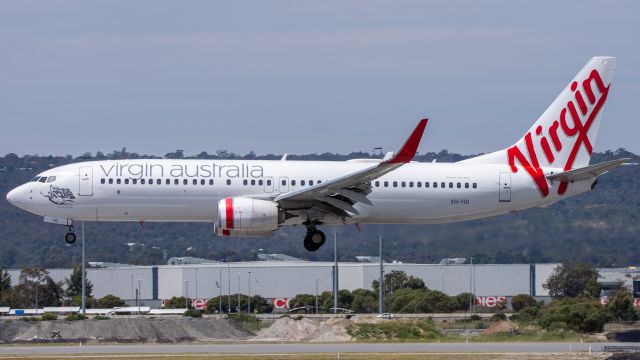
left=303, top=228, right=326, bottom=252
left=64, top=225, right=76, bottom=244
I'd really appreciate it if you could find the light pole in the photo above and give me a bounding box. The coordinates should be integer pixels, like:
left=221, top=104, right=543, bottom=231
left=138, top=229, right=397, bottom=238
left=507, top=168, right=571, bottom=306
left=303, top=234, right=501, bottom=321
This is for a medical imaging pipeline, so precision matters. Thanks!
left=184, top=280, right=190, bottom=308
left=237, top=275, right=241, bottom=313
left=333, top=230, right=338, bottom=315
left=218, top=267, right=223, bottom=315
left=379, top=234, right=384, bottom=315
left=81, top=221, right=86, bottom=315
left=137, top=278, right=142, bottom=315
left=315, top=278, right=319, bottom=314
left=227, top=261, right=231, bottom=314
left=248, top=271, right=251, bottom=314
left=195, top=268, right=198, bottom=300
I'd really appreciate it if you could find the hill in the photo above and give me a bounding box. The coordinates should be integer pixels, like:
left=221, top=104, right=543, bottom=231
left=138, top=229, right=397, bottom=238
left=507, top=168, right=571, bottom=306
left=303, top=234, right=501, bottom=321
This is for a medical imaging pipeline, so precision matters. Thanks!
left=0, top=148, right=638, bottom=268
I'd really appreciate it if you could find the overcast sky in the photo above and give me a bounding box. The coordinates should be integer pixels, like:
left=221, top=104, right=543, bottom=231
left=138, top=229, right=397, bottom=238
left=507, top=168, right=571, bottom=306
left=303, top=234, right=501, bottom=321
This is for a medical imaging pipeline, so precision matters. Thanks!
left=1, top=1, right=638, bottom=157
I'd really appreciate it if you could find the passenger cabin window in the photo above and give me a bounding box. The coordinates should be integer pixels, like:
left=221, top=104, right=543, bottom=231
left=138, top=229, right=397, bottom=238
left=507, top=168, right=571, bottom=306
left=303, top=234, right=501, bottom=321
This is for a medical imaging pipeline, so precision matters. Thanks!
left=291, top=180, right=296, bottom=186
left=473, top=182, right=478, bottom=189
left=108, top=179, right=113, bottom=184
left=409, top=181, right=414, bottom=188
left=457, top=182, right=461, bottom=188
left=267, top=180, right=272, bottom=186
left=101, top=179, right=105, bottom=184
left=309, top=180, right=314, bottom=186
left=301, top=180, right=305, bottom=186
left=375, top=181, right=379, bottom=187
left=384, top=181, right=389, bottom=187
left=425, top=182, right=429, bottom=188
left=243, top=179, right=248, bottom=185
left=116, top=179, right=121, bottom=184
left=227, top=179, right=231, bottom=185
left=465, top=183, right=469, bottom=188
left=209, top=179, right=214, bottom=185
left=157, top=179, right=161, bottom=185
left=258, top=180, right=263, bottom=186
left=201, top=179, right=205, bottom=185
left=417, top=182, right=421, bottom=188
left=132, top=179, right=138, bottom=184
left=149, top=179, right=153, bottom=185
left=393, top=181, right=398, bottom=187
left=251, top=179, right=256, bottom=186
left=174, top=179, right=179, bottom=185
left=401, top=181, right=406, bottom=188
left=183, top=179, right=188, bottom=185
left=141, top=179, right=145, bottom=185
left=193, top=179, right=197, bottom=185
left=433, top=182, right=437, bottom=188
left=166, top=179, right=171, bottom=185
left=449, top=182, right=453, bottom=188
left=125, top=179, right=130, bottom=184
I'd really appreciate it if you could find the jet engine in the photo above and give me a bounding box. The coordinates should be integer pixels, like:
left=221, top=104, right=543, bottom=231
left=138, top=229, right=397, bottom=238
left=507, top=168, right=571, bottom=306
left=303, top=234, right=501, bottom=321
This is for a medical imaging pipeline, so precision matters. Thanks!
left=216, top=197, right=285, bottom=237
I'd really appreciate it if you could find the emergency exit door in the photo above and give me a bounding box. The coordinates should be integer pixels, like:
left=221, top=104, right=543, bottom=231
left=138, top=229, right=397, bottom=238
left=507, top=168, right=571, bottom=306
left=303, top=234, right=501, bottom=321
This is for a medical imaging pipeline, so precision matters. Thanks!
left=499, top=172, right=511, bottom=202
left=78, top=166, right=93, bottom=196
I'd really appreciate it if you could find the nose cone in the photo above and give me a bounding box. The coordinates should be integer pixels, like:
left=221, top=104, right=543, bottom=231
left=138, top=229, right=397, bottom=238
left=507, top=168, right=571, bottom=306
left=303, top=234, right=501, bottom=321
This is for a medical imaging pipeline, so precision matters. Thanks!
left=6, top=186, right=26, bottom=210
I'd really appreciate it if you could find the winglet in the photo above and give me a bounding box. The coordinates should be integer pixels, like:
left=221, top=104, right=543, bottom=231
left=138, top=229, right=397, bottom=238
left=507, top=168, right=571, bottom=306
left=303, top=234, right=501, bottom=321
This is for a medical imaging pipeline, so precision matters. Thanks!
left=386, top=119, right=428, bottom=163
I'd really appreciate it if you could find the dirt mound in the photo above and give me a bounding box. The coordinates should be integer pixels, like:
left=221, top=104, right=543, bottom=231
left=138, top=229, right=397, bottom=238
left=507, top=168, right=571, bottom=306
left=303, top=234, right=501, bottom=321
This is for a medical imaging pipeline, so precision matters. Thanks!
left=0, top=317, right=253, bottom=343
left=481, top=320, right=517, bottom=336
left=253, top=317, right=352, bottom=342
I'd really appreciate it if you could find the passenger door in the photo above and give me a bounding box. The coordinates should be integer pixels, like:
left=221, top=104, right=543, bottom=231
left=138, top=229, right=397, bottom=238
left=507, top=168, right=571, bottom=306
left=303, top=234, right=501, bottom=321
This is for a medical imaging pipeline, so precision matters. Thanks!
left=499, top=172, right=511, bottom=202
left=78, top=166, right=93, bottom=196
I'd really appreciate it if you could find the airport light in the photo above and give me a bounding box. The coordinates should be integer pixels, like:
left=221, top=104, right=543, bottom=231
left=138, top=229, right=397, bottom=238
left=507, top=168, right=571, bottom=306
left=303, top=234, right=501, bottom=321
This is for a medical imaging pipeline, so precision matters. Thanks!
left=184, top=280, right=190, bottom=308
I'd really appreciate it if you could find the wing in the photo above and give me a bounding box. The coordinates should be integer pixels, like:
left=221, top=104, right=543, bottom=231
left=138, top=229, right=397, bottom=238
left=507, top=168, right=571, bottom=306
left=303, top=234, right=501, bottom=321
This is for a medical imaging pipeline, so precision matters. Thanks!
left=274, top=119, right=428, bottom=218
left=546, top=158, right=631, bottom=182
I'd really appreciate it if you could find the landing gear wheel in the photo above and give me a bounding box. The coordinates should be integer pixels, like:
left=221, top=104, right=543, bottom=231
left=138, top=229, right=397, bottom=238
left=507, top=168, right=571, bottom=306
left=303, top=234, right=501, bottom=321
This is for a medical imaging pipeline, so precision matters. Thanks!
left=303, top=230, right=326, bottom=252
left=64, top=232, right=76, bottom=244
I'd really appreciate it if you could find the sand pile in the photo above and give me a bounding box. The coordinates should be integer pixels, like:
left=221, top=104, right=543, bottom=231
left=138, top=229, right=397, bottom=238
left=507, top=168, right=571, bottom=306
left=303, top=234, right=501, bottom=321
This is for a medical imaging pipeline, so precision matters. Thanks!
left=481, top=320, right=517, bottom=336
left=253, top=317, right=352, bottom=342
left=0, top=318, right=253, bottom=343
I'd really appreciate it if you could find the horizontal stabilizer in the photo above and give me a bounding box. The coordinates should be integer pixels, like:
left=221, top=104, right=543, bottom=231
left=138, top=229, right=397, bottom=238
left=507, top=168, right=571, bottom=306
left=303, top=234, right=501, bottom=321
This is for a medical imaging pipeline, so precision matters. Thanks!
left=546, top=158, right=630, bottom=182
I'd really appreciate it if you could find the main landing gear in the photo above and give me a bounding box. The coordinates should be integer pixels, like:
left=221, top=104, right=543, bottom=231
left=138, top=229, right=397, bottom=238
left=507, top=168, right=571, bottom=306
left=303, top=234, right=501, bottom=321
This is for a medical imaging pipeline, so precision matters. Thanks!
left=303, top=227, right=326, bottom=252
left=64, top=225, right=76, bottom=244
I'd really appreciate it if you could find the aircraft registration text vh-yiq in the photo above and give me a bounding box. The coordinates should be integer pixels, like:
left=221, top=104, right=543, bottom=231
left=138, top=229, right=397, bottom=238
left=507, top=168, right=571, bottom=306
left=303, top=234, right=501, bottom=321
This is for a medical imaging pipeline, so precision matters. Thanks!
left=6, top=57, right=630, bottom=251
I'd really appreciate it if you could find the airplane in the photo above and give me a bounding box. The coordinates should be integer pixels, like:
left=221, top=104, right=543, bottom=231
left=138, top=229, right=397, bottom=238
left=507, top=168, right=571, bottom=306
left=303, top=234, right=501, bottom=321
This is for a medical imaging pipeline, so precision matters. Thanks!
left=6, top=56, right=629, bottom=252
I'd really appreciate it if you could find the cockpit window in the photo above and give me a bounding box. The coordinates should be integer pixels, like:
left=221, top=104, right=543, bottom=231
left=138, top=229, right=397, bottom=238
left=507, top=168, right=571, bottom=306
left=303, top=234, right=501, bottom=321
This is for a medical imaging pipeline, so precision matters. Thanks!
left=38, top=177, right=48, bottom=183
left=31, top=176, right=40, bottom=182
left=46, top=176, right=56, bottom=183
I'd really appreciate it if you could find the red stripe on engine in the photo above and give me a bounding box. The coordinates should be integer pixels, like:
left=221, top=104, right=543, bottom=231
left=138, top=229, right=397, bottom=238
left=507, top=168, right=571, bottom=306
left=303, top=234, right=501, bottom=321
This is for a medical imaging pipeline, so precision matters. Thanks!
left=225, top=197, right=234, bottom=229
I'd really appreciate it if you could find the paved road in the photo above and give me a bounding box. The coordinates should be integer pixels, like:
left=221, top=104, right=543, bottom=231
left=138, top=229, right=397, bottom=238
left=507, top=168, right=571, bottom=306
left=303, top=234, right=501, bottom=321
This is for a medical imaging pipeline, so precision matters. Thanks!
left=0, top=342, right=635, bottom=355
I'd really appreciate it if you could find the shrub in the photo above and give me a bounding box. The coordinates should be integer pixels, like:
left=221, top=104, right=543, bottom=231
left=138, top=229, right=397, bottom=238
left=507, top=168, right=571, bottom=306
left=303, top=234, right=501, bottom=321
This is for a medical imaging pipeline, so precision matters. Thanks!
left=512, top=294, right=538, bottom=312
left=348, top=319, right=442, bottom=340
left=94, top=315, right=111, bottom=320
left=64, top=314, right=87, bottom=321
left=511, top=305, right=541, bottom=323
left=538, top=298, right=612, bottom=333
left=184, top=309, right=202, bottom=318
left=490, top=313, right=507, bottom=322
left=21, top=316, right=40, bottom=322
left=41, top=312, right=58, bottom=321
left=96, top=294, right=126, bottom=308
left=470, top=314, right=482, bottom=321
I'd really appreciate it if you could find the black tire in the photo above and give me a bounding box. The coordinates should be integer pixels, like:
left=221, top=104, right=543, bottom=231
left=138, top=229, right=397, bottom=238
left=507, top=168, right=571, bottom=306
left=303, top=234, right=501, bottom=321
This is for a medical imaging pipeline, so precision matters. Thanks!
left=65, top=232, right=76, bottom=244
left=303, top=230, right=326, bottom=252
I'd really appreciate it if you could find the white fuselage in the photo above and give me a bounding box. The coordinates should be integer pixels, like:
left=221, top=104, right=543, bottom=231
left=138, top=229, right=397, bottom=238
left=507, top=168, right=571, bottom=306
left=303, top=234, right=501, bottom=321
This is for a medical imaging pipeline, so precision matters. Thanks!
left=7, top=159, right=593, bottom=227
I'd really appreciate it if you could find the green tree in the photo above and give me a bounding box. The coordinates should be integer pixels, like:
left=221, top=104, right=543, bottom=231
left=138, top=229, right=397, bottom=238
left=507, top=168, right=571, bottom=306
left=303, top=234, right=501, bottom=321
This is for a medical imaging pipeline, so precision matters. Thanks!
left=288, top=294, right=315, bottom=309
left=544, top=263, right=601, bottom=298
left=512, top=294, right=538, bottom=312
left=0, top=269, right=10, bottom=293
left=64, top=265, right=93, bottom=299
left=608, top=290, right=639, bottom=321
left=7, top=268, right=62, bottom=308
left=96, top=294, right=126, bottom=308
left=351, top=289, right=378, bottom=313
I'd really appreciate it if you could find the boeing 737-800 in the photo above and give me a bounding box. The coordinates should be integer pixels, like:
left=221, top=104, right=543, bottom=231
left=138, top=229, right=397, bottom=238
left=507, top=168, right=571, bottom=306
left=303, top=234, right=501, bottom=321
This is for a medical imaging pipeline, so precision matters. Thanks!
left=6, top=56, right=628, bottom=251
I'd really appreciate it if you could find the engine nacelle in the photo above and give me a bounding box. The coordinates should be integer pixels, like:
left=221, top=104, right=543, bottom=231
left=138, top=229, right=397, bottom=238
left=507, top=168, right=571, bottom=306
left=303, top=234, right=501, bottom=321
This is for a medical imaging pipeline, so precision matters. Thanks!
left=217, top=197, right=284, bottom=236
